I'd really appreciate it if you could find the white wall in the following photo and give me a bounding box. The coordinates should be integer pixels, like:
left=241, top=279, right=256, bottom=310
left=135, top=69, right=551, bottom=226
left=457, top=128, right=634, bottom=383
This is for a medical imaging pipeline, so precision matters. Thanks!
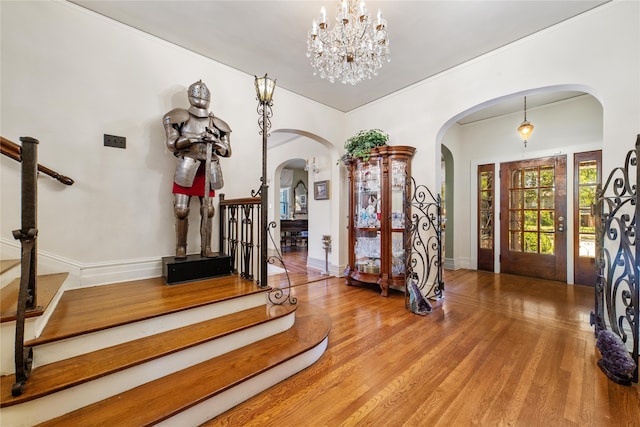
left=0, top=0, right=344, bottom=285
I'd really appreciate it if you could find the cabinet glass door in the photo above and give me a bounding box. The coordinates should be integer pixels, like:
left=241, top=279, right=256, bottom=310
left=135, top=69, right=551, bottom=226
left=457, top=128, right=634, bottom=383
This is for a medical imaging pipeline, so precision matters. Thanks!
left=354, top=159, right=381, bottom=274
left=390, top=159, right=407, bottom=277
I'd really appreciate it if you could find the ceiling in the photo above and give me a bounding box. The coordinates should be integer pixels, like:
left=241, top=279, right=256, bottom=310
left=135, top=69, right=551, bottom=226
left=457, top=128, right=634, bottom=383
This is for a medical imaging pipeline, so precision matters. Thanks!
left=72, top=0, right=606, bottom=120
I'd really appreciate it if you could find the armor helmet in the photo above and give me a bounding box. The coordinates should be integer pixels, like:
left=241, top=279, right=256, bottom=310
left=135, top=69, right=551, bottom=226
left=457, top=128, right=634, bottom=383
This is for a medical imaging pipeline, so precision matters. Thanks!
left=188, top=80, right=210, bottom=102
left=188, top=80, right=211, bottom=111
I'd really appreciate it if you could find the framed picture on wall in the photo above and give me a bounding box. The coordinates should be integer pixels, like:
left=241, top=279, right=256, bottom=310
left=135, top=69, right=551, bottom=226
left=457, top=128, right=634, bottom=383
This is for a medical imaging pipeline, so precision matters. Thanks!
left=314, top=180, right=330, bottom=200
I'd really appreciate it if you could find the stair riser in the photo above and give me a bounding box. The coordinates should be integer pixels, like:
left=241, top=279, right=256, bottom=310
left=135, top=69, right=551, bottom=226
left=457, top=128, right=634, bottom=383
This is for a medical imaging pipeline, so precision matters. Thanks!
left=1, top=320, right=36, bottom=376
left=0, top=274, right=65, bottom=374
left=156, top=337, right=329, bottom=427
left=31, top=285, right=66, bottom=341
left=32, top=292, right=266, bottom=369
left=1, top=312, right=296, bottom=426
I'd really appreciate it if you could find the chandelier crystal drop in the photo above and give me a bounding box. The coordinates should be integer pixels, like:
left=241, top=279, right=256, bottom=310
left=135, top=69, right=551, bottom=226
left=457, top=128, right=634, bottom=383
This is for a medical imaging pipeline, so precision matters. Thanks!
left=306, top=0, right=390, bottom=85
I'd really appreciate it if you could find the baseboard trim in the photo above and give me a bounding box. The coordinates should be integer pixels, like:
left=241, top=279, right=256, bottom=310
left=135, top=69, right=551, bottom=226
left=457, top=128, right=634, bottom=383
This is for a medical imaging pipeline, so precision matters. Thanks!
left=2, top=239, right=163, bottom=288
left=306, top=256, right=343, bottom=277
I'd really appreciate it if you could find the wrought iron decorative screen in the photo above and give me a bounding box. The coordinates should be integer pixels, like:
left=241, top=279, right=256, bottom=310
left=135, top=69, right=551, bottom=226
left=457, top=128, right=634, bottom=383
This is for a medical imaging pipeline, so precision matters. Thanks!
left=592, top=135, right=640, bottom=383
left=405, top=177, right=444, bottom=301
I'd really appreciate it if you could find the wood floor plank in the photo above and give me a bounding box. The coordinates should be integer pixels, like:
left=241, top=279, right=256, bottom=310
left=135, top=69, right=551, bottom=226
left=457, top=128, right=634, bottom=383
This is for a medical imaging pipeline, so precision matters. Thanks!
left=272, top=246, right=323, bottom=276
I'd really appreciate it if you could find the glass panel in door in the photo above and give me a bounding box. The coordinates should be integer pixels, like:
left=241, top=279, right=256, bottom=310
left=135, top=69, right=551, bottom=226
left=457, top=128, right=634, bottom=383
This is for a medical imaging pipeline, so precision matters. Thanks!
left=574, top=150, right=601, bottom=286
left=477, top=164, right=494, bottom=271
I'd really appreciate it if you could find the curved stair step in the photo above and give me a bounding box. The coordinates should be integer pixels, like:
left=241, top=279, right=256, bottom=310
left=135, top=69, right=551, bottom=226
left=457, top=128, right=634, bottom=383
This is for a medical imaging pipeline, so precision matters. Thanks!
left=0, top=303, right=296, bottom=408
left=31, top=276, right=267, bottom=345
left=35, top=302, right=330, bottom=427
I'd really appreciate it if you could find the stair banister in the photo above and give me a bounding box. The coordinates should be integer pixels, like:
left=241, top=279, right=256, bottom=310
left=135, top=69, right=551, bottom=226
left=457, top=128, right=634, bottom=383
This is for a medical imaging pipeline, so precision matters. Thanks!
left=218, top=194, right=296, bottom=305
left=4, top=135, right=74, bottom=396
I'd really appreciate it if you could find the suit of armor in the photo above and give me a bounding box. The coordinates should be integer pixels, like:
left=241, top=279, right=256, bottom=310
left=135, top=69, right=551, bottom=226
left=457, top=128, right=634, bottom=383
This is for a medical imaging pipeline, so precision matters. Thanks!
left=163, top=80, right=232, bottom=259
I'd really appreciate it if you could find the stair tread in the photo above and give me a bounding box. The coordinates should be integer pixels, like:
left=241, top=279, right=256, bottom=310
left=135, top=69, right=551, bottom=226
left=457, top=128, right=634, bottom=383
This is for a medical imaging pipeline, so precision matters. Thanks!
left=33, top=275, right=267, bottom=344
left=0, top=272, right=68, bottom=322
left=0, top=259, right=20, bottom=275
left=35, top=302, right=330, bottom=427
left=0, top=303, right=296, bottom=407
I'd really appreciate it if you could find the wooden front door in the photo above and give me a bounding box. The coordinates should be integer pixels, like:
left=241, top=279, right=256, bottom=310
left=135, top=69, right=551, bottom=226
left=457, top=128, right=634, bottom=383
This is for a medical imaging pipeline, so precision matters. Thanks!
left=500, top=155, right=567, bottom=282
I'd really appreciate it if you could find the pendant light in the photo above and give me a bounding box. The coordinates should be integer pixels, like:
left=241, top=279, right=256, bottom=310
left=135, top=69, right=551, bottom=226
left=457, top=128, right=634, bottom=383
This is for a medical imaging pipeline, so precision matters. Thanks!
left=517, top=96, right=534, bottom=147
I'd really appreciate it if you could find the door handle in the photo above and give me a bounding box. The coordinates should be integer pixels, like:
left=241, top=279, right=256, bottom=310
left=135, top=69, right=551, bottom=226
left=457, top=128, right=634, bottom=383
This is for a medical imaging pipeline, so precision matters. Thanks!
left=558, top=216, right=565, bottom=232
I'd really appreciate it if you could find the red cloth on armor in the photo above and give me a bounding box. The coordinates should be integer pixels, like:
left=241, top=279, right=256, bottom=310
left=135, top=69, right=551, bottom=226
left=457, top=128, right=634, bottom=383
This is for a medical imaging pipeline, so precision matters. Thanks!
left=172, top=163, right=215, bottom=197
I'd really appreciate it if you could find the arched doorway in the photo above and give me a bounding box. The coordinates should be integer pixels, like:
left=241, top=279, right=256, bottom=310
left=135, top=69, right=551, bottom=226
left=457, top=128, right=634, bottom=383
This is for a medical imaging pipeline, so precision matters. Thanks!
left=268, top=129, right=340, bottom=274
left=441, top=144, right=454, bottom=269
left=438, top=87, right=603, bottom=283
left=277, top=159, right=309, bottom=252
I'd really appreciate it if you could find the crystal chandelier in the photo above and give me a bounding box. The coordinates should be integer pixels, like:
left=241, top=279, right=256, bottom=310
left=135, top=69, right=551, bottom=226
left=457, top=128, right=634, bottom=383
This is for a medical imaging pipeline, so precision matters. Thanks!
left=306, top=0, right=390, bottom=85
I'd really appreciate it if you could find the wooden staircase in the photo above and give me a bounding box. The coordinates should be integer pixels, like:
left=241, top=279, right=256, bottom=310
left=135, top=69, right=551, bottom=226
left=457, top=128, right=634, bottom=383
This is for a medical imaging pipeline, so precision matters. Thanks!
left=0, top=261, right=331, bottom=426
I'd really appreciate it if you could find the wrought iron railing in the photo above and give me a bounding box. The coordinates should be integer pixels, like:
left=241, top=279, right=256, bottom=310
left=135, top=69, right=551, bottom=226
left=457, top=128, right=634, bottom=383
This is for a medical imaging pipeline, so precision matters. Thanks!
left=9, top=137, right=39, bottom=396
left=404, top=177, right=444, bottom=314
left=4, top=135, right=74, bottom=396
left=218, top=194, right=296, bottom=305
left=592, top=134, right=640, bottom=384
left=218, top=195, right=261, bottom=281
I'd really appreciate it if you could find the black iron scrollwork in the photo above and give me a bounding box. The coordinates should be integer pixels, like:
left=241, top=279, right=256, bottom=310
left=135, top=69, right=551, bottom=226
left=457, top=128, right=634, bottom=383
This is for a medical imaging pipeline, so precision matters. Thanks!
left=250, top=184, right=264, bottom=199
left=592, top=134, right=639, bottom=384
left=240, top=204, right=256, bottom=280
left=405, top=176, right=444, bottom=312
left=265, top=221, right=297, bottom=305
left=256, top=100, right=273, bottom=138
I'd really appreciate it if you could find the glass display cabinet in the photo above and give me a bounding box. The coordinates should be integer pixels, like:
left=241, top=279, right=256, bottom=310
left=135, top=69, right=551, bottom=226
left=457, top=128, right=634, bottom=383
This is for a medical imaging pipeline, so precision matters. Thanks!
left=343, top=145, right=416, bottom=296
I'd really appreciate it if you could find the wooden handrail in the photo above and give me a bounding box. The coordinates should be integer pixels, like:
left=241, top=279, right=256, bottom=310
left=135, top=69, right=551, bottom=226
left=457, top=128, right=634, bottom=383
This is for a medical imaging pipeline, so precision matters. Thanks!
left=219, top=196, right=261, bottom=206
left=1, top=136, right=74, bottom=185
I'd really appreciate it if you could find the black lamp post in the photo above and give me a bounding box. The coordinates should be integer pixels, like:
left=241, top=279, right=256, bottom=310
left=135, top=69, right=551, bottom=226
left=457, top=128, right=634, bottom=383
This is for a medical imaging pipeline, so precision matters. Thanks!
left=254, top=74, right=276, bottom=288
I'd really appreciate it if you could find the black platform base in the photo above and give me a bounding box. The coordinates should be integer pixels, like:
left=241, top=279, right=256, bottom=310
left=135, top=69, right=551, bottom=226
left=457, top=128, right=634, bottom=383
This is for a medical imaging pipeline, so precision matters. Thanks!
left=162, top=253, right=232, bottom=285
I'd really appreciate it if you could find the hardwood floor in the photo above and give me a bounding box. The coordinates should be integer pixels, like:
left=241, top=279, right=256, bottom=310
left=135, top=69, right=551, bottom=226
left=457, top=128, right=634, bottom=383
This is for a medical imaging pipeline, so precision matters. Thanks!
left=272, top=245, right=323, bottom=276
left=205, top=268, right=639, bottom=426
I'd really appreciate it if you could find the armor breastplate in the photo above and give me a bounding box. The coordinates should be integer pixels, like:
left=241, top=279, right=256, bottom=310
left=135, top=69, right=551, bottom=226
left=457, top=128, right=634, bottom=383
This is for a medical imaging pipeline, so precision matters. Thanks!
left=181, top=115, right=210, bottom=139
left=181, top=115, right=212, bottom=161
